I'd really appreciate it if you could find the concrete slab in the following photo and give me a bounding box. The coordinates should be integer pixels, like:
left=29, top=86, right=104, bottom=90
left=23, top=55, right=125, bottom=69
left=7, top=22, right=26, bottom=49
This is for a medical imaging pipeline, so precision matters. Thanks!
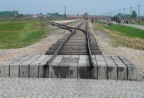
left=39, top=55, right=52, bottom=78
left=0, top=55, right=136, bottom=80
left=111, top=56, right=127, bottom=80
left=0, top=56, right=23, bottom=77
left=68, top=55, right=79, bottom=78
left=104, top=55, right=117, bottom=80
left=96, top=55, right=105, bottom=61
left=119, top=56, right=137, bottom=80
left=30, top=55, right=48, bottom=78
left=96, top=55, right=107, bottom=79
left=10, top=56, right=32, bottom=77
left=78, top=55, right=90, bottom=79
left=91, top=55, right=97, bottom=79
left=59, top=55, right=71, bottom=78
left=49, top=55, right=63, bottom=78
left=126, top=64, right=137, bottom=80
left=20, top=55, right=40, bottom=78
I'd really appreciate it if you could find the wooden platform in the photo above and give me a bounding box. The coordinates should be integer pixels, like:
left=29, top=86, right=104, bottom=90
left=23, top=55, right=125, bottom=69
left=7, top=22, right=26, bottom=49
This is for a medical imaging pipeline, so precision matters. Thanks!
left=0, top=55, right=137, bottom=80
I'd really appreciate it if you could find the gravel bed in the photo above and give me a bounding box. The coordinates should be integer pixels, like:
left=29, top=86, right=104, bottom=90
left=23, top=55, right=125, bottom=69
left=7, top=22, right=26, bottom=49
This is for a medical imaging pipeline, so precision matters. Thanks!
left=0, top=78, right=144, bottom=98
left=89, top=22, right=144, bottom=80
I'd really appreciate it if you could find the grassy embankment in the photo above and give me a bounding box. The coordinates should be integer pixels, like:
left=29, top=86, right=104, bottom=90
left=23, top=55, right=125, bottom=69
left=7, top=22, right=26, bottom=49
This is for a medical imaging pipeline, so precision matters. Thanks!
left=133, top=20, right=144, bottom=26
left=0, top=21, right=52, bottom=49
left=94, top=21, right=144, bottom=50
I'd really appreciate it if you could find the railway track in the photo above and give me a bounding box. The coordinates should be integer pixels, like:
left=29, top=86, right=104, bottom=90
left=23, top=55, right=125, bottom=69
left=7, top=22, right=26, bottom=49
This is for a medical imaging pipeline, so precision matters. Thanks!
left=45, top=20, right=102, bottom=70
left=0, top=20, right=136, bottom=80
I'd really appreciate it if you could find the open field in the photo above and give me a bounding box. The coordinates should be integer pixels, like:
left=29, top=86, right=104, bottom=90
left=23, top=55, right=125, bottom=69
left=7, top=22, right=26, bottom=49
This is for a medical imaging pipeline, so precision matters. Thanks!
left=0, top=21, right=52, bottom=49
left=135, top=20, right=144, bottom=25
left=94, top=22, right=144, bottom=50
left=105, top=24, right=144, bottom=38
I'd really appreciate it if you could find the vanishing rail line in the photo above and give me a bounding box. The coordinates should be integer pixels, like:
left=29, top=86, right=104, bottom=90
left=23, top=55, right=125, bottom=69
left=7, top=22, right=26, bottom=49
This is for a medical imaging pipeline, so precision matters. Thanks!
left=45, top=20, right=102, bottom=70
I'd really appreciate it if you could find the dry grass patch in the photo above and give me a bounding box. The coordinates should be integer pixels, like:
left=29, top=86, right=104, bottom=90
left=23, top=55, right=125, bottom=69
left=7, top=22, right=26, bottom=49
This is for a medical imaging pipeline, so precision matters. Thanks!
left=103, top=29, right=144, bottom=50
left=94, top=22, right=144, bottom=50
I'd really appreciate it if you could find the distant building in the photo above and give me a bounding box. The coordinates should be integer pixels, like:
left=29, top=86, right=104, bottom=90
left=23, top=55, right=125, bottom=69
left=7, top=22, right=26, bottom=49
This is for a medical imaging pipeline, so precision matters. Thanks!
left=67, top=15, right=84, bottom=19
left=32, top=13, right=43, bottom=18
left=67, top=15, right=106, bottom=20
left=32, top=14, right=38, bottom=18
left=88, top=15, right=106, bottom=20
left=84, top=12, right=88, bottom=19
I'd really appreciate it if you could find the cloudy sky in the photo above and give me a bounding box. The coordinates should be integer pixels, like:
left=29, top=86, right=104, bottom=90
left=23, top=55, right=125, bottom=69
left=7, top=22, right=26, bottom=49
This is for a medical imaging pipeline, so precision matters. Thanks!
left=0, top=0, right=144, bottom=15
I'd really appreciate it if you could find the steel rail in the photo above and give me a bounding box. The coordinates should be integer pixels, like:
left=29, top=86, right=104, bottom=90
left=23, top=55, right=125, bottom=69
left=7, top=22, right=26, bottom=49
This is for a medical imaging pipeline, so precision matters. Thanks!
left=52, top=21, right=94, bottom=70
left=52, top=22, right=76, bottom=31
left=85, top=20, right=94, bottom=70
left=45, top=21, right=84, bottom=67
left=51, top=22, right=72, bottom=32
left=52, top=22, right=87, bottom=33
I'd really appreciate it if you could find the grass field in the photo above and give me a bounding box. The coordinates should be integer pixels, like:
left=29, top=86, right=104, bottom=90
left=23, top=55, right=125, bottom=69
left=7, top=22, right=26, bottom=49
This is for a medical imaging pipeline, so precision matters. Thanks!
left=0, top=21, right=52, bottom=49
left=105, top=24, right=144, bottom=39
left=94, top=21, right=144, bottom=50
left=135, top=20, right=144, bottom=25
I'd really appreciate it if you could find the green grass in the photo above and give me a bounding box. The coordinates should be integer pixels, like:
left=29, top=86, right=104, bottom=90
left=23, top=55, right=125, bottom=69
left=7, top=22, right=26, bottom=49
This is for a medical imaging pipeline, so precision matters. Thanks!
left=0, top=21, right=52, bottom=49
left=104, top=24, right=144, bottom=39
left=135, top=21, right=144, bottom=26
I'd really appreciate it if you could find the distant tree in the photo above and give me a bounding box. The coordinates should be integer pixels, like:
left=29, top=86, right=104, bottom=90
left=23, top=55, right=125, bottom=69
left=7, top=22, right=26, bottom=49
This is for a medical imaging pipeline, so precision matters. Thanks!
left=117, top=13, right=129, bottom=18
left=132, top=11, right=137, bottom=18
left=124, top=14, right=132, bottom=18
left=117, top=13, right=123, bottom=18
left=0, top=11, right=13, bottom=18
left=16, top=14, right=24, bottom=21
left=18, top=14, right=23, bottom=18
left=47, top=13, right=50, bottom=15
left=111, top=16, right=119, bottom=21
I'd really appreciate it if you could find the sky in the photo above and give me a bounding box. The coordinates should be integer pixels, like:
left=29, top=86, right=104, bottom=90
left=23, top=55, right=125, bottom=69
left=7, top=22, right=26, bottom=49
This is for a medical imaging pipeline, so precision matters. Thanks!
left=0, top=0, right=144, bottom=16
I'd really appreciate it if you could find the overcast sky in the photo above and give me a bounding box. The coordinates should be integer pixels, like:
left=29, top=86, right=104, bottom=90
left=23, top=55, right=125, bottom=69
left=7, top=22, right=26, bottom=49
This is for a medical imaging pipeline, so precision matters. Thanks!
left=0, top=0, right=144, bottom=15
